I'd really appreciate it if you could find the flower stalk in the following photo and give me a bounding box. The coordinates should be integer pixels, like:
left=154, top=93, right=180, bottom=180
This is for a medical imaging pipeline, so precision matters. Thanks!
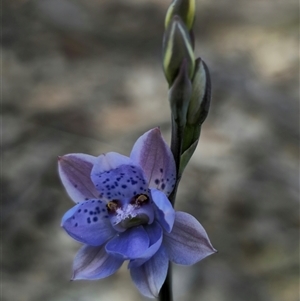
left=160, top=1, right=213, bottom=300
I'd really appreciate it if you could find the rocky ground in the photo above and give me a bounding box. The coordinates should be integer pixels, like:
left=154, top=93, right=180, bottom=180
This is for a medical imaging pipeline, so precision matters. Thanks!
left=3, top=0, right=299, bottom=301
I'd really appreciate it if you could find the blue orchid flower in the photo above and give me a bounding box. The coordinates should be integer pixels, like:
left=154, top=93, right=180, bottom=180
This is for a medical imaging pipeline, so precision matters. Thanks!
left=58, top=128, right=216, bottom=298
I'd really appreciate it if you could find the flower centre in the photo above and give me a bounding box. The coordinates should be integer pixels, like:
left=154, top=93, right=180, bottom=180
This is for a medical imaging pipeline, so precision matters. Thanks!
left=106, top=194, right=154, bottom=231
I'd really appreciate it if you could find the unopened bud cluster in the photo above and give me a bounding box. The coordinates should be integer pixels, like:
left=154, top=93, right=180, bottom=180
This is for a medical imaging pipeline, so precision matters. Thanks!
left=162, top=0, right=212, bottom=174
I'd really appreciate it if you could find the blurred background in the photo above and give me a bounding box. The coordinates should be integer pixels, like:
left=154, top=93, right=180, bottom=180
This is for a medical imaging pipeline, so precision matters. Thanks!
left=3, top=0, right=299, bottom=300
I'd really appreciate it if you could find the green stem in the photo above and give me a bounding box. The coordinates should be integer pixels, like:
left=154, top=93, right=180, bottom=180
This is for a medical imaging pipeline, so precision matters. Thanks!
left=170, top=117, right=181, bottom=175
left=159, top=116, right=185, bottom=301
left=158, top=264, right=173, bottom=301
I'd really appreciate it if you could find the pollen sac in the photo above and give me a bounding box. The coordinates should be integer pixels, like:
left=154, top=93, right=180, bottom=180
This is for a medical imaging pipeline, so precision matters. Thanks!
left=107, top=200, right=121, bottom=213
left=131, top=194, right=149, bottom=206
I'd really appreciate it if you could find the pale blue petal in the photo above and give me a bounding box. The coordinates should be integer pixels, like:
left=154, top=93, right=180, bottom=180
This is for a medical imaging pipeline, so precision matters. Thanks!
left=91, top=152, right=132, bottom=173
left=58, top=153, right=99, bottom=203
left=163, top=211, right=217, bottom=265
left=72, top=244, right=124, bottom=280
left=130, top=246, right=169, bottom=298
left=61, top=200, right=116, bottom=246
left=130, top=128, right=176, bottom=196
left=150, top=188, right=175, bottom=233
left=91, top=152, right=148, bottom=199
left=128, top=222, right=163, bottom=268
left=105, top=226, right=149, bottom=259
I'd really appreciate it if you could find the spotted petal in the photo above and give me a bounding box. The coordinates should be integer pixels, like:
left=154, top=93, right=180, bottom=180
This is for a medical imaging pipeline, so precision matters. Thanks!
left=105, top=226, right=150, bottom=259
left=130, top=128, right=176, bottom=196
left=150, top=188, right=175, bottom=233
left=61, top=200, right=116, bottom=246
left=72, top=244, right=124, bottom=280
left=130, top=246, right=169, bottom=298
left=58, top=153, right=99, bottom=203
left=163, top=211, right=217, bottom=265
left=91, top=152, right=148, bottom=199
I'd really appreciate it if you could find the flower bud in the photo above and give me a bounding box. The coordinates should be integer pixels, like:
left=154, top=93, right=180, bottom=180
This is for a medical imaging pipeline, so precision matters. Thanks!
left=168, top=59, right=192, bottom=128
left=165, top=0, right=196, bottom=30
left=186, top=58, right=211, bottom=125
left=163, top=16, right=195, bottom=86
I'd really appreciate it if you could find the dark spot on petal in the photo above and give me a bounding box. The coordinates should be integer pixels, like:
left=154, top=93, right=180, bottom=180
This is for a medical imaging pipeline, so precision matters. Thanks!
left=87, top=218, right=91, bottom=224
left=122, top=185, right=127, bottom=189
left=84, top=209, right=88, bottom=213
left=160, top=168, right=163, bottom=173
left=78, top=209, right=81, bottom=213
left=155, top=179, right=160, bottom=185
left=161, top=183, right=166, bottom=190
left=75, top=223, right=78, bottom=227
left=93, top=217, right=98, bottom=222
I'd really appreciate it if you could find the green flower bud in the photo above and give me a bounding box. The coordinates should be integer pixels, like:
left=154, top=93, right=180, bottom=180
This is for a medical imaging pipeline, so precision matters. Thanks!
left=163, top=16, right=195, bottom=86
left=180, top=136, right=199, bottom=175
left=165, top=0, right=196, bottom=30
left=186, top=58, right=211, bottom=125
left=168, top=59, right=192, bottom=128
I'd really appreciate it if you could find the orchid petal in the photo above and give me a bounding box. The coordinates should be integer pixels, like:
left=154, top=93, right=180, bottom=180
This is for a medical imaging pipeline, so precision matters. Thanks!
left=92, top=152, right=133, bottom=173
left=58, top=153, right=99, bottom=203
left=72, top=244, right=124, bottom=280
left=150, top=188, right=175, bottom=233
left=130, top=128, right=176, bottom=196
left=91, top=152, right=148, bottom=199
left=61, top=200, right=116, bottom=246
left=130, top=246, right=169, bottom=298
left=164, top=211, right=216, bottom=265
left=105, top=226, right=149, bottom=259
left=128, top=222, right=163, bottom=268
